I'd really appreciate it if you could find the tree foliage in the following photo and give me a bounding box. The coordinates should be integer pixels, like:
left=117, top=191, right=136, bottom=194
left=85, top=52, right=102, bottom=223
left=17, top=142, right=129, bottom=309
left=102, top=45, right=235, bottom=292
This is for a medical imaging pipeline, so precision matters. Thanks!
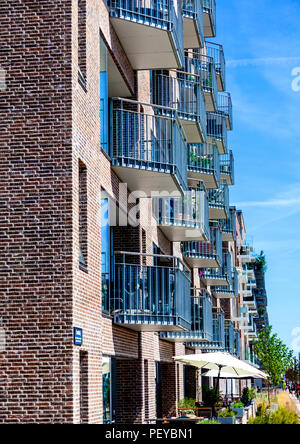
left=253, top=326, right=294, bottom=387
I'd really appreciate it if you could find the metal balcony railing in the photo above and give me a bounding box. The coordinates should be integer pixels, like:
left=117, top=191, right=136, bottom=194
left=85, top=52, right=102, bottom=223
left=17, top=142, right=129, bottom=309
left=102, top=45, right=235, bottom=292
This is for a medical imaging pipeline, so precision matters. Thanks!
left=187, top=143, right=220, bottom=188
left=213, top=307, right=225, bottom=348
left=182, top=0, right=205, bottom=48
left=160, top=288, right=213, bottom=342
left=207, top=112, right=227, bottom=153
left=153, top=187, right=210, bottom=240
left=182, top=224, right=222, bottom=264
left=217, top=92, right=232, bottom=130
left=112, top=252, right=191, bottom=331
left=234, top=328, right=241, bottom=358
left=220, top=150, right=234, bottom=185
left=108, top=0, right=184, bottom=68
left=111, top=98, right=188, bottom=194
left=225, top=320, right=235, bottom=355
left=222, top=206, right=236, bottom=240
left=202, top=0, right=216, bottom=37
left=184, top=53, right=218, bottom=112
left=152, top=71, right=207, bottom=142
left=201, top=250, right=232, bottom=286
left=207, top=184, right=230, bottom=219
left=205, top=42, right=225, bottom=90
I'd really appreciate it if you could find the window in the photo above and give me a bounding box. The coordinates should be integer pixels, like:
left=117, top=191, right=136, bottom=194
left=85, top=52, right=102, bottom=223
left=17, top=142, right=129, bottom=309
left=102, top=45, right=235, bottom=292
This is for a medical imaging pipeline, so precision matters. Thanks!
left=79, top=161, right=88, bottom=270
left=78, top=0, right=87, bottom=88
left=100, top=37, right=109, bottom=153
left=80, top=351, right=89, bottom=424
left=102, top=356, right=116, bottom=424
left=101, top=193, right=111, bottom=312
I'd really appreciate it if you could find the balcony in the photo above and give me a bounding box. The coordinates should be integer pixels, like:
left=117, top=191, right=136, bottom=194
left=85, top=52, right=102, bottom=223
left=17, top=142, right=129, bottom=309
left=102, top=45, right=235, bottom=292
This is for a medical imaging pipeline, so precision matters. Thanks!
left=182, top=225, right=222, bottom=268
left=112, top=252, right=191, bottom=331
left=187, top=143, right=220, bottom=189
left=243, top=294, right=257, bottom=311
left=205, top=42, right=226, bottom=91
left=202, top=0, right=216, bottom=38
left=225, top=320, right=235, bottom=355
left=185, top=306, right=225, bottom=350
left=220, top=150, right=234, bottom=186
left=207, top=112, right=227, bottom=154
left=211, top=267, right=238, bottom=299
left=184, top=54, right=218, bottom=112
left=160, top=289, right=213, bottom=342
left=222, top=206, right=236, bottom=241
left=152, top=71, right=207, bottom=143
left=108, top=0, right=184, bottom=69
left=234, top=329, right=241, bottom=358
left=238, top=243, right=255, bottom=263
left=200, top=250, right=232, bottom=287
left=153, top=187, right=210, bottom=241
left=182, top=0, right=205, bottom=49
left=111, top=98, right=187, bottom=196
left=217, top=92, right=233, bottom=130
left=207, top=184, right=229, bottom=220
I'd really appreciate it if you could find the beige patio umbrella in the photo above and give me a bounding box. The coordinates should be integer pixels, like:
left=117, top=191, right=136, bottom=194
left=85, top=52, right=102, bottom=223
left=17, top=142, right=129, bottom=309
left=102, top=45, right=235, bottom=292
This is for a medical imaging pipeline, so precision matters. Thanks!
left=203, top=369, right=268, bottom=379
left=174, top=352, right=268, bottom=390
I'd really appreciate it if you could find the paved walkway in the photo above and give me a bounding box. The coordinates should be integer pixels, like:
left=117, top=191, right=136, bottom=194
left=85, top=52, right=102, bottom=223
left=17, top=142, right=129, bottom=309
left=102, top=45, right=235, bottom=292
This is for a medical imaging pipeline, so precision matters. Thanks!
left=288, top=393, right=300, bottom=417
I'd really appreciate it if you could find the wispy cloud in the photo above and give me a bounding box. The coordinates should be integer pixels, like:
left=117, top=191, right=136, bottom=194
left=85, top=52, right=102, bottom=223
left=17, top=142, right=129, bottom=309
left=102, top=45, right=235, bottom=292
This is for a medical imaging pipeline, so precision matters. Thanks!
left=228, top=57, right=300, bottom=68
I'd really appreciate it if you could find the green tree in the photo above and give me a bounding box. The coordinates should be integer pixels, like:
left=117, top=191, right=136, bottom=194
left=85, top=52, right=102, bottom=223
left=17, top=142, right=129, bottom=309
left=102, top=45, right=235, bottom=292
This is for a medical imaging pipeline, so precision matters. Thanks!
left=253, top=326, right=294, bottom=402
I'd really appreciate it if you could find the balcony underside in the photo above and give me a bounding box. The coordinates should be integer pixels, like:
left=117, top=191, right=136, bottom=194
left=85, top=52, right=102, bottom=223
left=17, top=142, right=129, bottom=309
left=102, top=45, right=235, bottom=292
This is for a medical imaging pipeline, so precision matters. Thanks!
left=183, top=16, right=202, bottom=49
left=188, top=170, right=219, bottom=189
left=220, top=172, right=233, bottom=186
left=212, top=289, right=235, bottom=299
left=237, top=255, right=253, bottom=263
left=222, top=231, right=235, bottom=242
left=243, top=300, right=257, bottom=310
left=110, top=18, right=181, bottom=70
left=179, top=118, right=205, bottom=144
left=203, top=11, right=215, bottom=38
left=158, top=224, right=208, bottom=242
left=201, top=275, right=229, bottom=286
left=216, top=73, right=225, bottom=92
left=113, top=314, right=190, bottom=332
left=203, top=91, right=216, bottom=113
left=183, top=255, right=220, bottom=268
left=207, top=136, right=226, bottom=155
left=160, top=331, right=212, bottom=343
left=209, top=206, right=227, bottom=220
left=112, top=163, right=184, bottom=197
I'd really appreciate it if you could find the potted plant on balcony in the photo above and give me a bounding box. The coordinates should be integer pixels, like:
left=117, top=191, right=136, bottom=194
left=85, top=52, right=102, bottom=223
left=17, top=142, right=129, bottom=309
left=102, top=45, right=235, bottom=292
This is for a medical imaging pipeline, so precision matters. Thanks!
left=230, top=401, right=245, bottom=419
left=217, top=408, right=236, bottom=425
left=178, top=398, right=197, bottom=417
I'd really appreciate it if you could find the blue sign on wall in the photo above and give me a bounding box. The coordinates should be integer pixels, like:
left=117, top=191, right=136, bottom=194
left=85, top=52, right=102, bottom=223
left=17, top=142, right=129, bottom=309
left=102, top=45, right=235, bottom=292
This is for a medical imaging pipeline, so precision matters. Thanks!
left=74, top=327, right=83, bottom=346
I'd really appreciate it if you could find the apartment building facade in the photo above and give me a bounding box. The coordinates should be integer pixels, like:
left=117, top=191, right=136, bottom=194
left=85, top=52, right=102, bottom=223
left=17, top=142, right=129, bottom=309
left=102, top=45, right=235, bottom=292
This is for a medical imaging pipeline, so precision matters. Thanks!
left=0, top=0, right=267, bottom=424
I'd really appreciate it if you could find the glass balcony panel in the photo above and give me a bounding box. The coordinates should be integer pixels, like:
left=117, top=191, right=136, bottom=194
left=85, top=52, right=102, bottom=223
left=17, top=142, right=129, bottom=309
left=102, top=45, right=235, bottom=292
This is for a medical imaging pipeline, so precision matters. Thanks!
left=108, top=0, right=184, bottom=69
left=185, top=54, right=218, bottom=113
left=182, top=224, right=222, bottom=268
left=207, top=184, right=229, bottom=220
left=207, top=112, right=227, bottom=154
left=205, top=42, right=226, bottom=90
left=217, top=92, right=232, bottom=130
left=222, top=206, right=236, bottom=241
left=111, top=98, right=188, bottom=196
left=112, top=252, right=191, bottom=331
left=234, top=329, right=241, bottom=358
left=153, top=187, right=210, bottom=241
left=152, top=72, right=207, bottom=143
left=202, top=0, right=216, bottom=38
left=225, top=320, right=235, bottom=354
left=160, top=288, right=213, bottom=342
left=187, top=143, right=220, bottom=189
left=182, top=0, right=205, bottom=48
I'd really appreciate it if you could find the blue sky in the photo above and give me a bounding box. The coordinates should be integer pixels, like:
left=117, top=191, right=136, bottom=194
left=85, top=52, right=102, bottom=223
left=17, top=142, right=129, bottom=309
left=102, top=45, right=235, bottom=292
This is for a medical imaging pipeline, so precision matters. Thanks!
left=215, top=0, right=300, bottom=353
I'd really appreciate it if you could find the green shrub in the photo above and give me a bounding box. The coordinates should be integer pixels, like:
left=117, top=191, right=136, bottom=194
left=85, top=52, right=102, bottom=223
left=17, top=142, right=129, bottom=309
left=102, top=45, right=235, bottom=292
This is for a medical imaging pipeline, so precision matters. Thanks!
left=231, top=401, right=244, bottom=409
left=198, top=420, right=221, bottom=425
left=202, top=385, right=221, bottom=407
left=248, top=407, right=299, bottom=424
left=218, top=408, right=236, bottom=418
left=178, top=398, right=196, bottom=410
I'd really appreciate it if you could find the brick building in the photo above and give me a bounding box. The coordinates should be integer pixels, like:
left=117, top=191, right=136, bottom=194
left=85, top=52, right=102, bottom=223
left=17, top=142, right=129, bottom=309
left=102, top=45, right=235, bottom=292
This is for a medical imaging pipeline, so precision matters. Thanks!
left=0, top=0, right=267, bottom=423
